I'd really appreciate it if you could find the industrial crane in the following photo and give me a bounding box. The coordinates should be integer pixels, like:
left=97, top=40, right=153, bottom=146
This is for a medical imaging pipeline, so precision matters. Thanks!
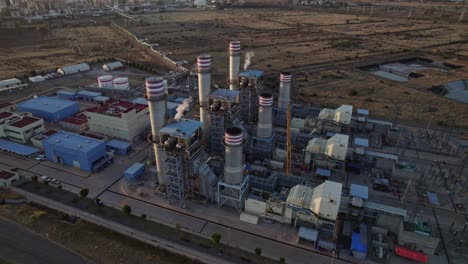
left=285, top=104, right=292, bottom=175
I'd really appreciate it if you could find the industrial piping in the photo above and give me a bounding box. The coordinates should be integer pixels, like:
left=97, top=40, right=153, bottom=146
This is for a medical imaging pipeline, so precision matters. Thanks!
left=278, top=72, right=292, bottom=109
left=229, top=40, right=241, bottom=91
left=223, top=127, right=244, bottom=185
left=256, top=93, right=274, bottom=138
left=146, top=77, right=169, bottom=186
left=197, top=54, right=212, bottom=144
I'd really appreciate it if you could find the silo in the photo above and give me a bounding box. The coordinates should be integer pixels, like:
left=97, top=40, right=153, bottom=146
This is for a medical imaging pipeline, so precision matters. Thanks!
left=113, top=77, right=130, bottom=90
left=97, top=75, right=113, bottom=89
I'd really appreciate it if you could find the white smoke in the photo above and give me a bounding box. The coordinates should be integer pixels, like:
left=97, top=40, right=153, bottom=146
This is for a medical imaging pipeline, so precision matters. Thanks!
left=243, top=51, right=255, bottom=70
left=174, top=97, right=193, bottom=121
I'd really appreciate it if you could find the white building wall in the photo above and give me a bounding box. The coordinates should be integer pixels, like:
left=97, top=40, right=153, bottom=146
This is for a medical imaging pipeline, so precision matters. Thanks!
left=86, top=107, right=149, bottom=141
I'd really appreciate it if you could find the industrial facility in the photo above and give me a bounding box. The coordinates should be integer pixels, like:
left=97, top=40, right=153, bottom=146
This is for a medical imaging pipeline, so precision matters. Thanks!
left=1, top=34, right=467, bottom=264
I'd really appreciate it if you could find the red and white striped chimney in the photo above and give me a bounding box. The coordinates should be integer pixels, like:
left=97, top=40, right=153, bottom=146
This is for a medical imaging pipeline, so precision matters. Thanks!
left=278, top=72, right=292, bottom=109
left=256, top=93, right=274, bottom=138
left=229, top=40, right=241, bottom=91
left=146, top=77, right=168, bottom=186
left=197, top=54, right=212, bottom=144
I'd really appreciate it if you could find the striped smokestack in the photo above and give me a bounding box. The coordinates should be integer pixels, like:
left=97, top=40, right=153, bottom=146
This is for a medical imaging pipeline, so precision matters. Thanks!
left=223, top=127, right=244, bottom=185
left=278, top=72, right=292, bottom=109
left=197, top=54, right=212, bottom=144
left=229, top=40, right=241, bottom=90
left=256, top=93, right=274, bottom=138
left=146, top=77, right=168, bottom=186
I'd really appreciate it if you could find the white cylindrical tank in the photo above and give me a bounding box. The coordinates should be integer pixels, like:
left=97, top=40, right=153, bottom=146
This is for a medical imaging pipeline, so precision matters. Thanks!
left=197, top=54, right=212, bottom=144
left=224, top=127, right=245, bottom=185
left=97, top=75, right=113, bottom=89
left=229, top=40, right=241, bottom=91
left=113, top=77, right=130, bottom=90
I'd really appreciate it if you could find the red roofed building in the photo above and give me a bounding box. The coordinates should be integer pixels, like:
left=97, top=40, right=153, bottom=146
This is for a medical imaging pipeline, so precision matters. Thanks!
left=0, top=112, right=45, bottom=143
left=0, top=170, right=20, bottom=187
left=84, top=100, right=149, bottom=141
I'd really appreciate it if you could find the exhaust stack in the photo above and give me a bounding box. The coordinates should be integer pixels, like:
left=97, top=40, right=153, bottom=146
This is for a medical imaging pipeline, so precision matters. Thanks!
left=229, top=40, right=241, bottom=90
left=256, top=93, right=274, bottom=138
left=224, top=127, right=244, bottom=185
left=278, top=72, right=292, bottom=109
left=146, top=77, right=169, bottom=186
left=197, top=54, right=212, bottom=144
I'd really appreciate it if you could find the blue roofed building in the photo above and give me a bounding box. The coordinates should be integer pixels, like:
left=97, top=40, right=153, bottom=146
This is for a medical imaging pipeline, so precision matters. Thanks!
left=43, top=131, right=112, bottom=172
left=17, top=96, right=80, bottom=123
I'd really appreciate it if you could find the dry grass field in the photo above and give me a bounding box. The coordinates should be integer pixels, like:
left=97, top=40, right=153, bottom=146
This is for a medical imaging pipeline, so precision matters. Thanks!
left=1, top=6, right=467, bottom=127
left=127, top=9, right=468, bottom=127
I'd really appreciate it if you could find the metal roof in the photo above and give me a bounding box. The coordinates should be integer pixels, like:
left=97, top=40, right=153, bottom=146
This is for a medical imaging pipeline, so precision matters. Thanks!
left=131, top=97, right=148, bottom=105
left=298, top=227, right=318, bottom=242
left=239, top=70, right=263, bottom=78
left=209, top=89, right=240, bottom=101
left=94, top=96, right=110, bottom=102
left=17, top=96, right=78, bottom=114
left=160, top=119, right=202, bottom=138
left=357, top=109, right=369, bottom=116
left=124, top=163, right=144, bottom=175
left=57, top=90, right=76, bottom=96
left=350, top=184, right=369, bottom=199
left=0, top=139, right=40, bottom=156
left=77, top=90, right=102, bottom=97
left=58, top=63, right=90, bottom=75
left=354, top=138, right=369, bottom=147
left=0, top=78, right=21, bottom=87
left=107, top=139, right=132, bottom=150
left=9, top=116, right=42, bottom=128
left=316, top=168, right=331, bottom=177
left=43, top=131, right=105, bottom=153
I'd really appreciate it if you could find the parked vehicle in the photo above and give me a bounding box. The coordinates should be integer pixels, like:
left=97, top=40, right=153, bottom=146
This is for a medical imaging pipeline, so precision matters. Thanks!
left=40, top=176, right=51, bottom=182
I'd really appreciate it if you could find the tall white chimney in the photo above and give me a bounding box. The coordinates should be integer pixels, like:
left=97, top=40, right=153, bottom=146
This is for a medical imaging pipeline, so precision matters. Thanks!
left=197, top=54, right=212, bottom=144
left=229, top=40, right=241, bottom=90
left=146, top=77, right=168, bottom=186
left=224, top=127, right=244, bottom=185
left=256, top=93, right=274, bottom=138
left=278, top=72, right=292, bottom=109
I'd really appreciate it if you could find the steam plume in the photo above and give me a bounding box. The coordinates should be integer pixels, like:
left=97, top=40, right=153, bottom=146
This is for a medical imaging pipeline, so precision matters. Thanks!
left=243, top=51, right=255, bottom=70
left=174, top=97, right=193, bottom=120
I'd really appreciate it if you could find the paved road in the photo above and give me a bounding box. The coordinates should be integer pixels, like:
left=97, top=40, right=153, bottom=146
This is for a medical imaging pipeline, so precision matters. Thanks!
left=0, top=217, right=90, bottom=264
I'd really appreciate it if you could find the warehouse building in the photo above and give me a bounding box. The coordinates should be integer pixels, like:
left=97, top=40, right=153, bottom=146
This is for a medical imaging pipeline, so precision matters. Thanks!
left=0, top=112, right=45, bottom=143
left=103, top=61, right=125, bottom=71
left=0, top=78, right=27, bottom=92
left=43, top=131, right=112, bottom=172
left=57, top=63, right=91, bottom=75
left=17, top=96, right=80, bottom=123
left=85, top=100, right=149, bottom=141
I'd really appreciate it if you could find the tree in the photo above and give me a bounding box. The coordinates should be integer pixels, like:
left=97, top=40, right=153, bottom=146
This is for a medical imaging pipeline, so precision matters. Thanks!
left=31, top=176, right=38, bottom=182
left=79, top=188, right=89, bottom=198
left=141, top=214, right=147, bottom=219
left=255, top=248, right=262, bottom=256
left=43, top=181, right=49, bottom=186
left=211, top=233, right=222, bottom=245
left=57, top=185, right=62, bottom=190
left=122, top=204, right=132, bottom=215
left=279, top=257, right=286, bottom=263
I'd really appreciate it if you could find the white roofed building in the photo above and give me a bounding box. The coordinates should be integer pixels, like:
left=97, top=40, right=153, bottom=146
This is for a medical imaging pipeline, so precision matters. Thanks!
left=57, top=63, right=91, bottom=75
left=305, top=134, right=349, bottom=171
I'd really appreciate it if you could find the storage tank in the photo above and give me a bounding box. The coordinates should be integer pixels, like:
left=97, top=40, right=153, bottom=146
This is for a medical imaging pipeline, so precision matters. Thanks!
left=113, top=77, right=130, bottom=90
left=97, top=75, right=113, bottom=89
